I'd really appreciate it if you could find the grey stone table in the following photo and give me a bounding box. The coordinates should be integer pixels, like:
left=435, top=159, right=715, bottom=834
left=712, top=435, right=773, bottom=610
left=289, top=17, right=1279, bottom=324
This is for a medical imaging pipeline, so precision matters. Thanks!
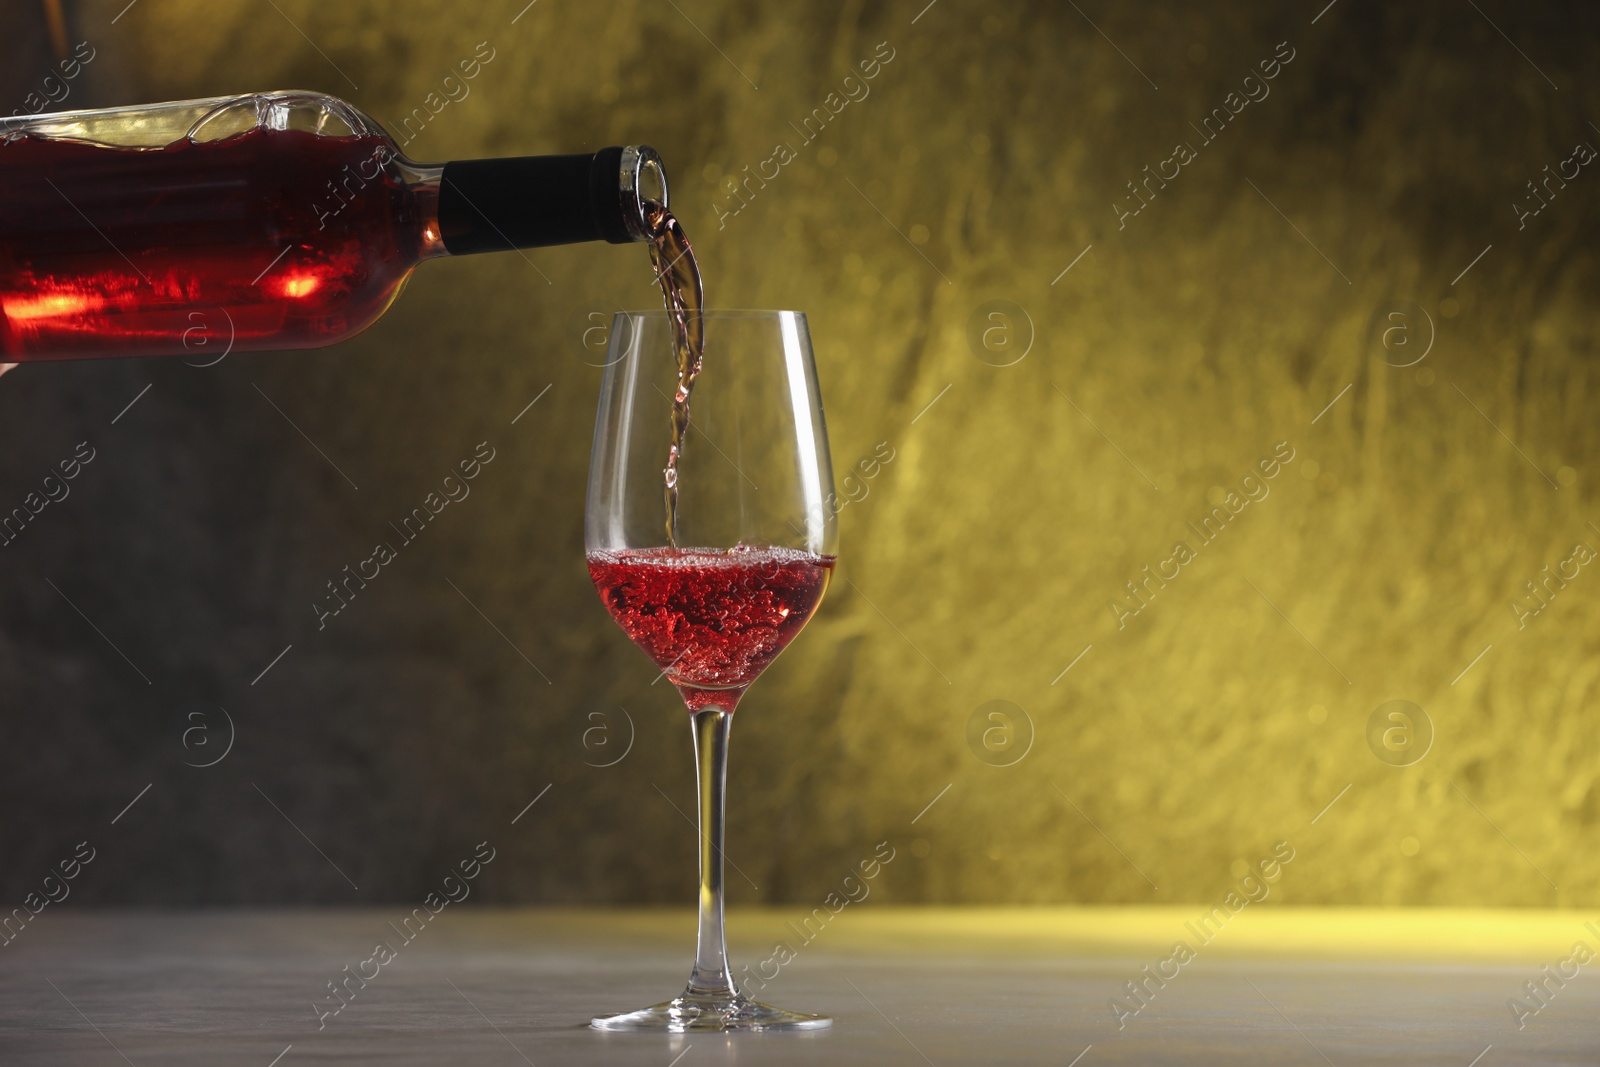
left=2, top=907, right=1596, bottom=1064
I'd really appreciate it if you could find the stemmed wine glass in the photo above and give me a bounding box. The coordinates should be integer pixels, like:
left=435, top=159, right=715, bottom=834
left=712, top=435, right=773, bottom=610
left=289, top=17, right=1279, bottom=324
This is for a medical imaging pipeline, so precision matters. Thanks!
left=585, top=310, right=838, bottom=1032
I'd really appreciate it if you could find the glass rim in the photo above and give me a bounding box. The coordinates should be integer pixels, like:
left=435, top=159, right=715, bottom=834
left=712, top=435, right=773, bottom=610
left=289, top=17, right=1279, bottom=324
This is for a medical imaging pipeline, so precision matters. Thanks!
left=616, top=308, right=807, bottom=319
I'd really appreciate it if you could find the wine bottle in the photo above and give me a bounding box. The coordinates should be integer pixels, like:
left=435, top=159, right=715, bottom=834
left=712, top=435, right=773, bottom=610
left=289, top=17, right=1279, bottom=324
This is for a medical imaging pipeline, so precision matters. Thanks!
left=0, top=90, right=668, bottom=361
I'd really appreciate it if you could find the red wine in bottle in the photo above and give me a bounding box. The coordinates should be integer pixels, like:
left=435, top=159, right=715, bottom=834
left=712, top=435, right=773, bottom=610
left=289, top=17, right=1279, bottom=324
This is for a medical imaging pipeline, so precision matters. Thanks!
left=1, top=128, right=417, bottom=360
left=587, top=546, right=835, bottom=711
left=0, top=91, right=668, bottom=361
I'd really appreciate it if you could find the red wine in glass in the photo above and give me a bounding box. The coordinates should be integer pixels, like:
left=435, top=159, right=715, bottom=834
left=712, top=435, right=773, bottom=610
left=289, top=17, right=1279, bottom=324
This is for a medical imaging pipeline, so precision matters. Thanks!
left=588, top=546, right=835, bottom=711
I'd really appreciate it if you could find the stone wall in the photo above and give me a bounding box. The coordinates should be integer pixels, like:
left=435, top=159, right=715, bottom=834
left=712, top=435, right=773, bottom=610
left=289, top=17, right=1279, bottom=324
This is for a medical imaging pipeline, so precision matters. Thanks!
left=2, top=0, right=1597, bottom=907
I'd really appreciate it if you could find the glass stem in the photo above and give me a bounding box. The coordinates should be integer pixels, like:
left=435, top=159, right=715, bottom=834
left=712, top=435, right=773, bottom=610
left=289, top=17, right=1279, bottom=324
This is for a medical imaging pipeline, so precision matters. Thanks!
left=685, top=706, right=739, bottom=1000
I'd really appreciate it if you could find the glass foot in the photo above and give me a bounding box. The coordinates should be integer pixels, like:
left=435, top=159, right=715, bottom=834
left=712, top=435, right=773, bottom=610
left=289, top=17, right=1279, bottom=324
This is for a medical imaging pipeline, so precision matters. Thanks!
left=590, top=992, right=831, bottom=1032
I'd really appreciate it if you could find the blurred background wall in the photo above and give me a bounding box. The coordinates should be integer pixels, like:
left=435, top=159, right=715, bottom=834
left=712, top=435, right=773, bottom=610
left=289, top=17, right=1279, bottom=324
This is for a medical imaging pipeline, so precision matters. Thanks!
left=3, top=0, right=1598, bottom=909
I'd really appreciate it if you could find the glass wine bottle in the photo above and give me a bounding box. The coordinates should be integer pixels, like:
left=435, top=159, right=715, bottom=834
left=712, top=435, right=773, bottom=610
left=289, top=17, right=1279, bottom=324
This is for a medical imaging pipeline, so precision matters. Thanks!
left=0, top=91, right=667, bottom=361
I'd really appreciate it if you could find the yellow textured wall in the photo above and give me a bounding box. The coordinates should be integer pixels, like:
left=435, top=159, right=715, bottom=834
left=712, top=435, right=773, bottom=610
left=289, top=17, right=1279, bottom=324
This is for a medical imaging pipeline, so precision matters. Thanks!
left=17, top=0, right=1596, bottom=906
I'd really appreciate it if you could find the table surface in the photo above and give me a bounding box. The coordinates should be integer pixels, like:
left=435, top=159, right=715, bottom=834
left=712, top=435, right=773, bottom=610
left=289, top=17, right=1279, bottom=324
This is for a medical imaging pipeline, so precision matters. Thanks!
left=2, top=907, right=1597, bottom=1065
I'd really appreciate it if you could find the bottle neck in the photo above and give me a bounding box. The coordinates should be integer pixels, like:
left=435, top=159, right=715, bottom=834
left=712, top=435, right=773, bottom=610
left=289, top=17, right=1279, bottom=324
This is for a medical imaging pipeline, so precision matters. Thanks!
left=400, top=159, right=449, bottom=260
left=421, top=145, right=666, bottom=258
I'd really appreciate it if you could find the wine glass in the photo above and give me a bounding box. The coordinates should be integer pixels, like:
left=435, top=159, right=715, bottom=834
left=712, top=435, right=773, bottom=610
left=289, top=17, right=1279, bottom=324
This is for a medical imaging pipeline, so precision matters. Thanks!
left=585, top=310, right=838, bottom=1032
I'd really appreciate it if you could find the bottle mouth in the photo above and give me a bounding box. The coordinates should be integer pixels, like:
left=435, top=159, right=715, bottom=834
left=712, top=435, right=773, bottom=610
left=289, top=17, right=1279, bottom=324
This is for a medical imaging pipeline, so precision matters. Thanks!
left=619, top=145, right=668, bottom=241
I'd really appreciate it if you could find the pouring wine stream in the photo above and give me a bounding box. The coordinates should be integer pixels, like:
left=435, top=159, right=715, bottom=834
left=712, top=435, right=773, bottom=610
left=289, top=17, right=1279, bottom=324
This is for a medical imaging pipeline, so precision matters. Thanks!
left=643, top=199, right=704, bottom=548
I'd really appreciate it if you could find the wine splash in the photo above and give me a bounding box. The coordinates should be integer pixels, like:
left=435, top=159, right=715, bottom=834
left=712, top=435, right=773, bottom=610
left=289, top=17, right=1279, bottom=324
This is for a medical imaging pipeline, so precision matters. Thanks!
left=642, top=200, right=703, bottom=547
